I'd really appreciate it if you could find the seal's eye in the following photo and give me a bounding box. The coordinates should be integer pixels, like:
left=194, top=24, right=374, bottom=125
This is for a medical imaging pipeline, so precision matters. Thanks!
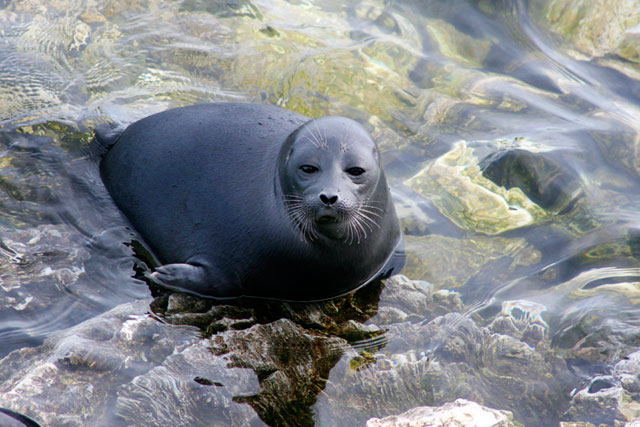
left=346, top=167, right=365, bottom=176
left=300, top=165, right=318, bottom=174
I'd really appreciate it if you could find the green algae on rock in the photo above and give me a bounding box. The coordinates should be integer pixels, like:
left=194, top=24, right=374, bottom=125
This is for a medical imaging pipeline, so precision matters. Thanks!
left=405, top=141, right=548, bottom=235
left=536, top=0, right=640, bottom=62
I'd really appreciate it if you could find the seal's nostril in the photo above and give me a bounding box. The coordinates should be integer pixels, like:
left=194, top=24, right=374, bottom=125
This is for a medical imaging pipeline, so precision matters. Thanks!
left=320, top=194, right=338, bottom=205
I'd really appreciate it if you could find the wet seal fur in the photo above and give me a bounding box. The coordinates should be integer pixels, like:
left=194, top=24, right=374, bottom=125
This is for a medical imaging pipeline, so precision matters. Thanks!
left=98, top=103, right=403, bottom=301
left=0, top=407, right=42, bottom=427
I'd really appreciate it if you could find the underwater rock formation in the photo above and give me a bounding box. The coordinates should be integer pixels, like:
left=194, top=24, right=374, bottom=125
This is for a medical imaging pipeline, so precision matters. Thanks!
left=365, top=399, right=515, bottom=427
left=0, top=275, right=634, bottom=426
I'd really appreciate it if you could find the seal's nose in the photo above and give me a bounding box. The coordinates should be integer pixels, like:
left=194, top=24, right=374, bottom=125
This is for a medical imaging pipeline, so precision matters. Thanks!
left=319, top=193, right=338, bottom=205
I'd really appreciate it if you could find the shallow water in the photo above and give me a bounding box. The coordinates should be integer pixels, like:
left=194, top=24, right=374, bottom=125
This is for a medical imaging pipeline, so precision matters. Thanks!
left=1, top=0, right=640, bottom=425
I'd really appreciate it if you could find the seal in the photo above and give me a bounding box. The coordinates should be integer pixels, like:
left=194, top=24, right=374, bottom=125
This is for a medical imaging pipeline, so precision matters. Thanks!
left=98, top=103, right=403, bottom=301
left=0, top=408, right=42, bottom=427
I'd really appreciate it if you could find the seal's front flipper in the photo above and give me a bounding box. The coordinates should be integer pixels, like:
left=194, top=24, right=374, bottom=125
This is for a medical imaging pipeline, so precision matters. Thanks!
left=147, top=263, right=239, bottom=299
left=148, top=263, right=206, bottom=293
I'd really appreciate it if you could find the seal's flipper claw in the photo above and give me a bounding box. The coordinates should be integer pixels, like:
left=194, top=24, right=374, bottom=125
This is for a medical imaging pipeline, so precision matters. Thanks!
left=148, top=263, right=206, bottom=291
left=147, top=263, right=239, bottom=299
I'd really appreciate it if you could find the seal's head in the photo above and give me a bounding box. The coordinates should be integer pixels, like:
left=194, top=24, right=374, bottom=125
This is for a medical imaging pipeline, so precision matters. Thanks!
left=278, top=116, right=386, bottom=244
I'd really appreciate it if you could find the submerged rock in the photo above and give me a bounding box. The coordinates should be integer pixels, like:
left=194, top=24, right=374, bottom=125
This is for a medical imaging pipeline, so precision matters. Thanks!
left=479, top=148, right=582, bottom=212
left=371, top=275, right=463, bottom=325
left=0, top=294, right=352, bottom=426
left=488, top=300, right=549, bottom=350
left=365, top=398, right=516, bottom=427
left=314, top=306, right=570, bottom=425
left=400, top=231, right=541, bottom=289
left=535, top=0, right=640, bottom=62
left=0, top=299, right=225, bottom=426
left=562, top=350, right=640, bottom=425
left=405, top=141, right=548, bottom=235
left=0, top=277, right=396, bottom=426
left=114, top=317, right=344, bottom=427
left=0, top=274, right=610, bottom=426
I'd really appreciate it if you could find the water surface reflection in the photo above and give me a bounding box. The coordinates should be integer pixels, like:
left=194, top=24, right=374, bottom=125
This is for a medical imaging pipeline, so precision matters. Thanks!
left=0, top=0, right=640, bottom=425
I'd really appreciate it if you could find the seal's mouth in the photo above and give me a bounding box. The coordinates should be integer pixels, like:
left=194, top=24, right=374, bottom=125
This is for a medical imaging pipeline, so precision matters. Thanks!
left=317, top=208, right=343, bottom=222
left=317, top=215, right=339, bottom=225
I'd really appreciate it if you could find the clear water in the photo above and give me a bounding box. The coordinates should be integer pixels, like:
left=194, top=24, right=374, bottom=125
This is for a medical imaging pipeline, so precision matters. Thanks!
left=1, top=0, right=640, bottom=424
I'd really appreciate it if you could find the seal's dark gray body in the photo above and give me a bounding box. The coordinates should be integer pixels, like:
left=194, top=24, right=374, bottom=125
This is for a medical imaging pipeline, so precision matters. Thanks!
left=99, top=103, right=402, bottom=301
left=0, top=407, right=42, bottom=427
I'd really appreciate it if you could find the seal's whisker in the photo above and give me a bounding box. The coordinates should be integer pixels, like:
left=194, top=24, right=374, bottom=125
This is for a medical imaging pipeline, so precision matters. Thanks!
left=309, top=120, right=328, bottom=150
left=319, top=120, right=328, bottom=149
left=355, top=201, right=382, bottom=231
left=287, top=206, right=307, bottom=215
left=285, top=200, right=318, bottom=242
left=344, top=219, right=358, bottom=245
left=358, top=207, right=383, bottom=219
left=305, top=122, right=324, bottom=150
left=355, top=211, right=374, bottom=233
left=350, top=214, right=368, bottom=243
left=357, top=208, right=381, bottom=228
left=360, top=204, right=384, bottom=211
left=359, top=209, right=383, bottom=219
left=359, top=202, right=384, bottom=211
left=344, top=221, right=355, bottom=245
left=303, top=210, right=318, bottom=241
left=305, top=135, right=323, bottom=150
left=356, top=220, right=365, bottom=244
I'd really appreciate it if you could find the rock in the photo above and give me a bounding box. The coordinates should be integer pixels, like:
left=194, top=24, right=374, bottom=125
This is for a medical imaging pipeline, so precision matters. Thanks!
left=479, top=148, right=581, bottom=212
left=314, top=309, right=569, bottom=425
left=562, top=350, right=640, bottom=425
left=559, top=422, right=597, bottom=427
left=372, top=275, right=463, bottom=325
left=487, top=300, right=549, bottom=350
left=0, top=299, right=260, bottom=426
left=114, top=318, right=345, bottom=427
left=405, top=141, right=548, bottom=235
left=365, top=398, right=515, bottom=427
left=400, top=232, right=541, bottom=289
left=536, top=0, right=640, bottom=62
left=0, top=281, right=384, bottom=426
left=0, top=129, right=150, bottom=359
left=0, top=275, right=578, bottom=426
